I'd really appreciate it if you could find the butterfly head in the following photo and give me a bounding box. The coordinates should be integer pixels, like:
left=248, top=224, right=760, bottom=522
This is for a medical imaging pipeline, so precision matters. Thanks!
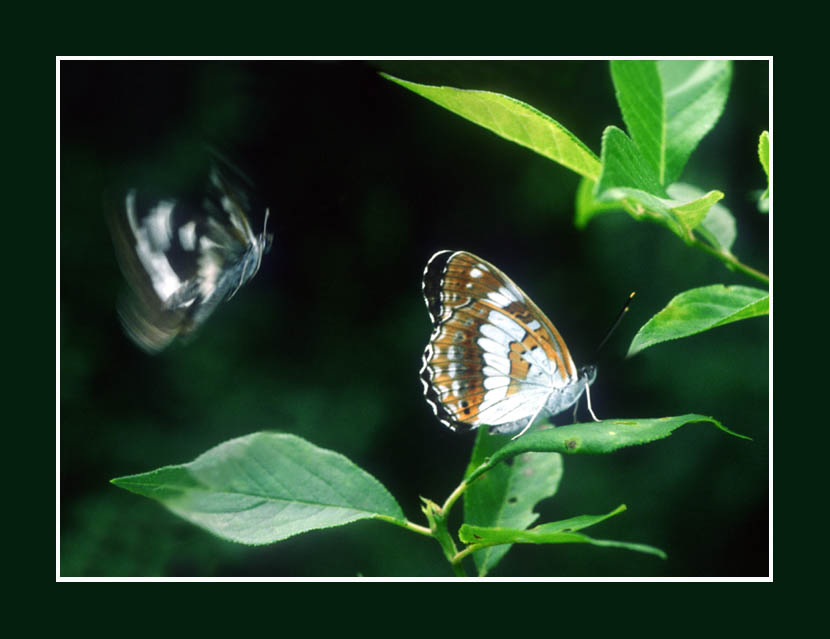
left=579, top=364, right=597, bottom=386
left=252, top=207, right=275, bottom=276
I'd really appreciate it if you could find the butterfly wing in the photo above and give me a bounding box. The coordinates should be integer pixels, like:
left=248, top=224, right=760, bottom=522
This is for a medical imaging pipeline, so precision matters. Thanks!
left=420, top=250, right=579, bottom=434
left=107, top=158, right=268, bottom=353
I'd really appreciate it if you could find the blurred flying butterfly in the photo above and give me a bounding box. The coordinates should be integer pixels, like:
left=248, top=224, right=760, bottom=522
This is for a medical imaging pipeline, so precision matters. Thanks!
left=420, top=250, right=599, bottom=439
left=107, top=154, right=273, bottom=353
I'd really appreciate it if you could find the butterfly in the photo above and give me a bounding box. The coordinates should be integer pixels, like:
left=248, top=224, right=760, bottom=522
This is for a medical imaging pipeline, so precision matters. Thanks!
left=419, top=250, right=599, bottom=439
left=107, top=155, right=273, bottom=353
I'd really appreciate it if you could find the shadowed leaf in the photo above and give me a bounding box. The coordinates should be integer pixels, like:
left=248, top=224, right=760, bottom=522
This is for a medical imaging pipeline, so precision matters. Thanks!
left=112, top=432, right=405, bottom=545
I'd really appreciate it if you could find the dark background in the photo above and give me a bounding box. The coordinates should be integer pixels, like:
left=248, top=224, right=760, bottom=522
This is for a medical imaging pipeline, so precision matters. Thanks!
left=59, top=60, right=769, bottom=577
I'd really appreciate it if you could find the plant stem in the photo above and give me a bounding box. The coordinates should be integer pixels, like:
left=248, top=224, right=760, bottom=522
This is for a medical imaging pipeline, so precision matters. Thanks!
left=452, top=544, right=480, bottom=565
left=440, top=479, right=469, bottom=515
left=690, top=237, right=769, bottom=285
left=378, top=474, right=479, bottom=577
left=629, top=202, right=769, bottom=286
left=422, top=497, right=468, bottom=577
left=374, top=515, right=433, bottom=536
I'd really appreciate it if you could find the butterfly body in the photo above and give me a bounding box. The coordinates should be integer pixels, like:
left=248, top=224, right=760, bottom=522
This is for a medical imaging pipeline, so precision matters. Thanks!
left=420, top=250, right=596, bottom=436
left=108, top=159, right=272, bottom=353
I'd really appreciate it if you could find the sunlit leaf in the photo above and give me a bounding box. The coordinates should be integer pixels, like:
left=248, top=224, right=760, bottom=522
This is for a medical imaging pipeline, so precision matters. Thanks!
left=382, top=73, right=601, bottom=181
left=667, top=183, right=736, bottom=251
left=611, top=60, right=732, bottom=185
left=671, top=188, right=724, bottom=232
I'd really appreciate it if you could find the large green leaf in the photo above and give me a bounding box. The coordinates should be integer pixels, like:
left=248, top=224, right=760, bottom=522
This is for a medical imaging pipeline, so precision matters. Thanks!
left=463, top=429, right=563, bottom=576
left=611, top=60, right=732, bottom=185
left=609, top=61, right=665, bottom=179
left=459, top=504, right=666, bottom=560
left=466, top=415, right=748, bottom=483
left=628, top=285, right=769, bottom=357
left=111, top=432, right=405, bottom=545
left=382, top=73, right=601, bottom=181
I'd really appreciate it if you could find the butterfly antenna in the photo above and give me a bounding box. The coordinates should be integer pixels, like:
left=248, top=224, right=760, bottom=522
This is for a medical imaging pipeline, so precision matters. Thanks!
left=596, top=291, right=636, bottom=354
left=263, top=207, right=271, bottom=234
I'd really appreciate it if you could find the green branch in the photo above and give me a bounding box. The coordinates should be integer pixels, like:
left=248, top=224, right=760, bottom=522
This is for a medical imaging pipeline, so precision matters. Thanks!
left=630, top=203, right=769, bottom=286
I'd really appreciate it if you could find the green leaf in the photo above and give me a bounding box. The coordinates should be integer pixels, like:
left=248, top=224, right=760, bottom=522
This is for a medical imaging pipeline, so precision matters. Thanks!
left=611, top=60, right=732, bottom=185
left=597, top=125, right=668, bottom=200
left=667, top=183, right=736, bottom=251
left=596, top=132, right=737, bottom=244
left=610, top=61, right=665, bottom=178
left=382, top=73, right=601, bottom=181
left=459, top=505, right=666, bottom=560
left=595, top=126, right=686, bottom=233
left=466, top=415, right=748, bottom=483
left=628, top=284, right=769, bottom=357
left=758, top=131, right=770, bottom=211
left=671, top=188, right=724, bottom=232
left=463, top=429, right=563, bottom=576
left=758, top=130, right=769, bottom=179
left=111, top=432, right=405, bottom=545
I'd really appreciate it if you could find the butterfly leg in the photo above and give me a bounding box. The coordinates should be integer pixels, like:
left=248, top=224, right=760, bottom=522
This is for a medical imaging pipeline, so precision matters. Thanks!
left=226, top=259, right=249, bottom=300
left=510, top=397, right=550, bottom=440
left=583, top=383, right=601, bottom=422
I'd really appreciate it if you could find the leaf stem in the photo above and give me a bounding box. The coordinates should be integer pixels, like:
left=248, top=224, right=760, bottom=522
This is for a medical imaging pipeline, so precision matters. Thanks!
left=374, top=515, right=433, bottom=536
left=451, top=544, right=479, bottom=564
left=689, top=237, right=769, bottom=285
left=631, top=204, right=769, bottom=286
left=440, top=479, right=469, bottom=515
left=377, top=471, right=479, bottom=576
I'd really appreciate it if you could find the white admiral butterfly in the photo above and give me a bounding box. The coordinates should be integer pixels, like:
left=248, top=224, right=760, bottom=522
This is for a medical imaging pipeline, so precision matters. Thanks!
left=107, top=155, right=272, bottom=353
left=420, top=250, right=599, bottom=438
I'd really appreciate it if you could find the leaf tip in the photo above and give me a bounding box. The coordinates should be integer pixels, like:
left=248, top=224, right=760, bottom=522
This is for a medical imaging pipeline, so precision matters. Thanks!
left=696, top=415, right=752, bottom=441
left=625, top=339, right=645, bottom=359
left=379, top=72, right=408, bottom=89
